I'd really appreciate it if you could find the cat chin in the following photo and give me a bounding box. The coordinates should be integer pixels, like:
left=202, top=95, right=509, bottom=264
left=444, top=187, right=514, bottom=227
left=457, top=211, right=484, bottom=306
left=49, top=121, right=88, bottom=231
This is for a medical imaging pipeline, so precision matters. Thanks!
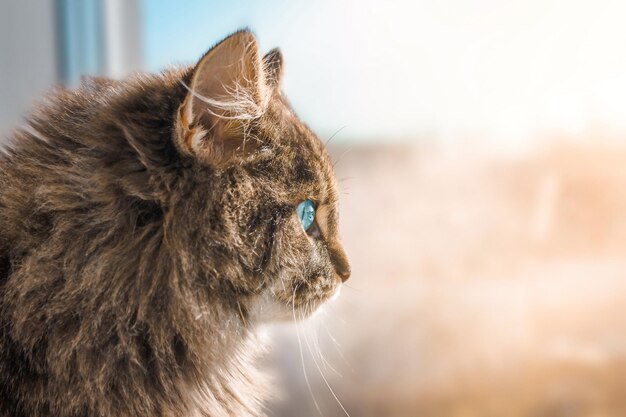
left=329, top=281, right=342, bottom=301
left=248, top=282, right=342, bottom=324
left=247, top=289, right=294, bottom=324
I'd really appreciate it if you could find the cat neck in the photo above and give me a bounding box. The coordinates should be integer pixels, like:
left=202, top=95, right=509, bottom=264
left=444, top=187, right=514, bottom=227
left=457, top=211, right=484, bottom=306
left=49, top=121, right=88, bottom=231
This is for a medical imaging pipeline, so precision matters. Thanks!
left=184, top=332, right=269, bottom=417
left=176, top=295, right=269, bottom=417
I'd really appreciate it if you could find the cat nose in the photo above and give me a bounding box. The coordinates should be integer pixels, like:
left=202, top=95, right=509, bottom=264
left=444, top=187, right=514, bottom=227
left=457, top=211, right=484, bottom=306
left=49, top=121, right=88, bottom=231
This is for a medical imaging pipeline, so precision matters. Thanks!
left=329, top=242, right=351, bottom=282
left=336, top=264, right=351, bottom=282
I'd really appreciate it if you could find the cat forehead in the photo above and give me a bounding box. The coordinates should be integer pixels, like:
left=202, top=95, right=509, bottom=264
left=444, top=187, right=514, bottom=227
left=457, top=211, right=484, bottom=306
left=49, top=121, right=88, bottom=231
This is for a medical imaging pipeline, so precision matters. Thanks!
left=262, top=98, right=326, bottom=154
left=253, top=103, right=339, bottom=205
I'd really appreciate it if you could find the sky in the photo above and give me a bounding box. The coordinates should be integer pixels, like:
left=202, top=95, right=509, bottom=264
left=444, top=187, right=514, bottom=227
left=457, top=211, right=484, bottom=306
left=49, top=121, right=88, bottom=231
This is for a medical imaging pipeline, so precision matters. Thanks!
left=142, top=0, right=626, bottom=145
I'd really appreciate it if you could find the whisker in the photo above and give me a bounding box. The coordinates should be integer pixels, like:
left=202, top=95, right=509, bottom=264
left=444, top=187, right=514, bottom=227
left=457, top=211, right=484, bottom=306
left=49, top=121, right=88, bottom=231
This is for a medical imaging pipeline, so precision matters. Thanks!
left=301, top=309, right=352, bottom=417
left=324, top=303, right=350, bottom=325
left=332, top=147, right=353, bottom=170
left=325, top=125, right=347, bottom=147
left=315, top=316, right=343, bottom=377
left=321, top=321, right=356, bottom=374
left=343, top=283, right=361, bottom=293
left=312, top=317, right=326, bottom=366
left=306, top=303, right=329, bottom=370
left=292, top=286, right=323, bottom=417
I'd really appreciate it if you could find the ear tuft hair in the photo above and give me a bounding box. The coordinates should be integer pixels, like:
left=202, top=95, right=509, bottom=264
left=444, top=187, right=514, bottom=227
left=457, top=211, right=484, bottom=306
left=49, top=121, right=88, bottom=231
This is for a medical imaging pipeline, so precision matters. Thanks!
left=176, top=30, right=269, bottom=165
left=262, top=48, right=283, bottom=88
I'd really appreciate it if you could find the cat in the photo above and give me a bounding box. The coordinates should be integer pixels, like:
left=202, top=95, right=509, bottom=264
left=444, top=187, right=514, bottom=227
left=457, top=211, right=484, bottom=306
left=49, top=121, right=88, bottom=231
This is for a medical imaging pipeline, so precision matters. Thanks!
left=0, top=30, right=350, bottom=417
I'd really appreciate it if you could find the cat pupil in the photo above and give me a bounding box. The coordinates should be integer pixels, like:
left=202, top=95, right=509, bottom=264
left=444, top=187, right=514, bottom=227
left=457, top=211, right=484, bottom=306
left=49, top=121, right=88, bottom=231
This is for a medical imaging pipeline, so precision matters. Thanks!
left=297, top=200, right=315, bottom=231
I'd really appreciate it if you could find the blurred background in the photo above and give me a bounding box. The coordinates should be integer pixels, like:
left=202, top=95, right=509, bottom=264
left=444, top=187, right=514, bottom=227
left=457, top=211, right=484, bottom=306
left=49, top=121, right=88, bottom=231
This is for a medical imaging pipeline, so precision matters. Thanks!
left=2, top=1, right=626, bottom=416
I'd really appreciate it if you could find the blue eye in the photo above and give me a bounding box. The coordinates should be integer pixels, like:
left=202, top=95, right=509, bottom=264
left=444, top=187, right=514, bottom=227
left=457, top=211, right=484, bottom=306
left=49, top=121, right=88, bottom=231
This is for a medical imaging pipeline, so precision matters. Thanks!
left=297, top=200, right=316, bottom=231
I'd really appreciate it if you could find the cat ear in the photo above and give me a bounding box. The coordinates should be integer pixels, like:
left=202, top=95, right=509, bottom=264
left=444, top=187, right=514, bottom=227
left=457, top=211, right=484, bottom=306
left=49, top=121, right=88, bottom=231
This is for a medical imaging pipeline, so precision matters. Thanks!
left=262, top=48, right=283, bottom=88
left=177, top=30, right=268, bottom=164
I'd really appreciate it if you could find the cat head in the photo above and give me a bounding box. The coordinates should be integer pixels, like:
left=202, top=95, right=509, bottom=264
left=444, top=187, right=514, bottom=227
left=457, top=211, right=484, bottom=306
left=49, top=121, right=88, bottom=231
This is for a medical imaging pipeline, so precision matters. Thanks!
left=166, top=30, right=350, bottom=323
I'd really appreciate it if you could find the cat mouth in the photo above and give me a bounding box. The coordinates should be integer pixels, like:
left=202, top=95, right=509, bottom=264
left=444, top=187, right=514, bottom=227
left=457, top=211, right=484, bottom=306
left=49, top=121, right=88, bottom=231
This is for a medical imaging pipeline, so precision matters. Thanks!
left=291, top=276, right=343, bottom=318
left=329, top=282, right=342, bottom=302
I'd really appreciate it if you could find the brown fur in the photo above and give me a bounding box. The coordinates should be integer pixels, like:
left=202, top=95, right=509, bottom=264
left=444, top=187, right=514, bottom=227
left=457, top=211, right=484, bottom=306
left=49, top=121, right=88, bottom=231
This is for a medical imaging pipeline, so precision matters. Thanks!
left=0, top=30, right=349, bottom=417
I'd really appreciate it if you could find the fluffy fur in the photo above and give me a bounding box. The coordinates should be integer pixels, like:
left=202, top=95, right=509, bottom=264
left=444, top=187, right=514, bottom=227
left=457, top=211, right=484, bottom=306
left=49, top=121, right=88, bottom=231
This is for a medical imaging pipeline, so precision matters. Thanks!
left=0, top=30, right=350, bottom=417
